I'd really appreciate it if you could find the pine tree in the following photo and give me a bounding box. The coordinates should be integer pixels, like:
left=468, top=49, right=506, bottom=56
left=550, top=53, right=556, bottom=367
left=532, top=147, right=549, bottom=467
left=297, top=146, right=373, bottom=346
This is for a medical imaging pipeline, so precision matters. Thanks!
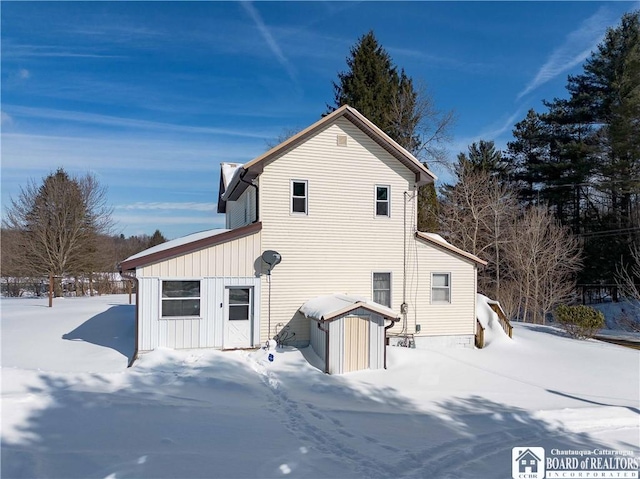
left=328, top=31, right=454, bottom=232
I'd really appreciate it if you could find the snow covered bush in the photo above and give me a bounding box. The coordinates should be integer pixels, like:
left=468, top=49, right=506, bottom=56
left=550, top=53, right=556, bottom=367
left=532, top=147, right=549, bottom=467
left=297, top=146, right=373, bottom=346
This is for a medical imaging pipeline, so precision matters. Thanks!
left=554, top=304, right=605, bottom=339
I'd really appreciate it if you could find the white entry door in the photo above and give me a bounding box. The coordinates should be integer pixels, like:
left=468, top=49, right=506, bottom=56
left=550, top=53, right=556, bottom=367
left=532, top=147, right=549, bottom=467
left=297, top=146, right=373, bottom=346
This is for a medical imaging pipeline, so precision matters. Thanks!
left=223, top=287, right=253, bottom=349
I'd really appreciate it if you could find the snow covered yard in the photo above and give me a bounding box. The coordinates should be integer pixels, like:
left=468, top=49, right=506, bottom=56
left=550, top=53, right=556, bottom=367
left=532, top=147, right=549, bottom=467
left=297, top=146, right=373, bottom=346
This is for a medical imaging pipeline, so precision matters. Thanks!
left=2, top=295, right=639, bottom=478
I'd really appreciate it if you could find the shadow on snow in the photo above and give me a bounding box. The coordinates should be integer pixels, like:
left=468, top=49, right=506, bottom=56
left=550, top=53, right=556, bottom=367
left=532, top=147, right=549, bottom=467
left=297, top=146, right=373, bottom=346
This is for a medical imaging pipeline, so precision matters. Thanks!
left=62, top=304, right=135, bottom=363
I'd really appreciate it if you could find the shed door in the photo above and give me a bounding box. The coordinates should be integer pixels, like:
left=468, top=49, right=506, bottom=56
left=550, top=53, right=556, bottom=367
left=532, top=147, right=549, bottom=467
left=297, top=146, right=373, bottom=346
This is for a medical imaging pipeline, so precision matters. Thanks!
left=223, top=287, right=253, bottom=349
left=343, top=316, right=370, bottom=373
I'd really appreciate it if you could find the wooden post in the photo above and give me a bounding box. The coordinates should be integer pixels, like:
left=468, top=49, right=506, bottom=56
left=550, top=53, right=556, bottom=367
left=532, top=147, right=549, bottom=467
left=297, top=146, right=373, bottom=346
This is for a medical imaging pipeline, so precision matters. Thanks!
left=48, top=272, right=53, bottom=308
left=128, top=280, right=132, bottom=305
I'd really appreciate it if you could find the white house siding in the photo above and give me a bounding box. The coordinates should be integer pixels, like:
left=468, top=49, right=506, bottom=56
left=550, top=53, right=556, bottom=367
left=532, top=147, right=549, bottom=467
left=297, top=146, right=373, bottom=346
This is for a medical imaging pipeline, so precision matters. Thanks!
left=408, top=239, right=478, bottom=340
left=226, top=187, right=257, bottom=229
left=259, top=118, right=416, bottom=346
left=136, top=231, right=262, bottom=351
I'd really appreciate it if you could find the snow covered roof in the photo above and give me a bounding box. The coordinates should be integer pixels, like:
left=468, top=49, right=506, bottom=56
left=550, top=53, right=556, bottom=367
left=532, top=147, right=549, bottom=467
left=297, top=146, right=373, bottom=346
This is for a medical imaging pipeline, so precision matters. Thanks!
left=220, top=163, right=242, bottom=190
left=416, top=232, right=488, bottom=266
left=221, top=105, right=437, bottom=202
left=299, top=294, right=400, bottom=322
left=119, top=222, right=262, bottom=271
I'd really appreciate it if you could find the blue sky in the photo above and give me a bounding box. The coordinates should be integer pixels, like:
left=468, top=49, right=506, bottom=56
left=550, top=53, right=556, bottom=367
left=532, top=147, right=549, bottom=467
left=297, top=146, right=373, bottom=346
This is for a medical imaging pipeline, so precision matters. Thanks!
left=2, top=1, right=638, bottom=240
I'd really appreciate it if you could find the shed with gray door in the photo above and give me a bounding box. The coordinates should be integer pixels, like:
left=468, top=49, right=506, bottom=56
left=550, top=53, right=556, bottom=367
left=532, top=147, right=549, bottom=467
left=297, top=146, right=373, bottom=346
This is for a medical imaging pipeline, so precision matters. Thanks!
left=300, top=294, right=400, bottom=374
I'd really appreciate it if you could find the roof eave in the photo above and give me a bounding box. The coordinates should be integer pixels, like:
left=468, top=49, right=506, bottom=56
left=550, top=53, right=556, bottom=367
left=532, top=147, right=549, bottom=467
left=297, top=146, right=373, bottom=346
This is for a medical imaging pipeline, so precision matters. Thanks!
left=119, top=222, right=263, bottom=272
left=415, top=232, right=488, bottom=266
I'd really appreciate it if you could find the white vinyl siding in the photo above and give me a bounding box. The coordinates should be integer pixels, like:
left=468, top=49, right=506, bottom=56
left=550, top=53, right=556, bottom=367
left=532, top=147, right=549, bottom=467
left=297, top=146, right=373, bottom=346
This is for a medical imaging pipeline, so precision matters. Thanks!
left=259, top=118, right=413, bottom=343
left=291, top=180, right=308, bottom=215
left=375, top=185, right=390, bottom=217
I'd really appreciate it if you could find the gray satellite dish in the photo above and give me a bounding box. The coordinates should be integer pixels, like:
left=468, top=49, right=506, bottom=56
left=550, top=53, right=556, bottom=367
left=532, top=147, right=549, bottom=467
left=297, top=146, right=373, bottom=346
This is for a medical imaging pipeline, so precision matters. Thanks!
left=262, top=250, right=282, bottom=273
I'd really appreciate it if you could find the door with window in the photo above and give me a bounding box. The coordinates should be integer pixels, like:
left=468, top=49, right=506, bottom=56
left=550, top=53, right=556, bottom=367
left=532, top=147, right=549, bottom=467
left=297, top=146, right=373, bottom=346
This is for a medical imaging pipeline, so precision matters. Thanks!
left=224, top=287, right=253, bottom=348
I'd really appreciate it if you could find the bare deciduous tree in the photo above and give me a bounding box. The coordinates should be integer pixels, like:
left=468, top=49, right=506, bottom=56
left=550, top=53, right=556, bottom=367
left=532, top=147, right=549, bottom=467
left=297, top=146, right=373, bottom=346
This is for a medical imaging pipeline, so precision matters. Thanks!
left=502, top=207, right=582, bottom=323
left=3, top=168, right=113, bottom=298
left=440, top=167, right=518, bottom=299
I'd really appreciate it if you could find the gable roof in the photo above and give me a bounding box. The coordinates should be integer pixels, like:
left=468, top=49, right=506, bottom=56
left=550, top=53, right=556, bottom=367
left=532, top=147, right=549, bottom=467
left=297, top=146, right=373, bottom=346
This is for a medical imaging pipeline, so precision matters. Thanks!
left=119, top=222, right=262, bottom=271
left=299, top=294, right=400, bottom=322
left=217, top=163, right=243, bottom=213
left=416, top=232, right=488, bottom=266
left=516, top=449, right=542, bottom=462
left=220, top=105, right=437, bottom=203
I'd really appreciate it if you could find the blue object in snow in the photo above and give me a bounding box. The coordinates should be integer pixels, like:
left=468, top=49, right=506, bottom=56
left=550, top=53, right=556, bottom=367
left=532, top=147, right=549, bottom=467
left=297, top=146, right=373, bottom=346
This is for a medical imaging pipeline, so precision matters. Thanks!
left=268, top=354, right=274, bottom=362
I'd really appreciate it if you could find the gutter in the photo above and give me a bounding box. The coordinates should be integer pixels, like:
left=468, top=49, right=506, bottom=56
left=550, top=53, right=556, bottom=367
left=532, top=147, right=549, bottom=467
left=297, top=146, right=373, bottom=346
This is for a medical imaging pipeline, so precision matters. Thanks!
left=119, top=269, right=139, bottom=368
left=384, top=318, right=399, bottom=369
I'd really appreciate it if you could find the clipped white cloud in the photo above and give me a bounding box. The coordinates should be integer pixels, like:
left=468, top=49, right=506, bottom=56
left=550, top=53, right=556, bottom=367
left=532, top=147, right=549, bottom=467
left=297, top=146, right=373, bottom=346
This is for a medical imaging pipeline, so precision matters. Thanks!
left=1, top=111, right=13, bottom=125
left=517, top=6, right=619, bottom=100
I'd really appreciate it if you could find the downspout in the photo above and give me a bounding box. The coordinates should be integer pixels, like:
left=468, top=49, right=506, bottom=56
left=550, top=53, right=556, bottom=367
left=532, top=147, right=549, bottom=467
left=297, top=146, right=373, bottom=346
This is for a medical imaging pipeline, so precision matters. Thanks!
left=317, top=321, right=330, bottom=374
left=239, top=170, right=259, bottom=224
left=119, top=269, right=139, bottom=368
left=384, top=319, right=398, bottom=369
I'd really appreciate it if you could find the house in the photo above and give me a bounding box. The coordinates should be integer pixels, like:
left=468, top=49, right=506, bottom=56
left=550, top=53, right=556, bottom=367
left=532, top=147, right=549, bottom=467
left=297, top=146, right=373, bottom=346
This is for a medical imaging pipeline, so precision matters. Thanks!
left=119, top=105, right=486, bottom=371
left=515, top=449, right=542, bottom=474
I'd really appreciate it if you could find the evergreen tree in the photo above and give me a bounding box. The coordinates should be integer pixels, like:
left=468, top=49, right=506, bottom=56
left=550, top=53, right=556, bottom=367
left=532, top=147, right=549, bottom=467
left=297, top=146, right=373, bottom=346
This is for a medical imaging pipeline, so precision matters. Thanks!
left=148, top=229, right=167, bottom=248
left=328, top=31, right=453, bottom=232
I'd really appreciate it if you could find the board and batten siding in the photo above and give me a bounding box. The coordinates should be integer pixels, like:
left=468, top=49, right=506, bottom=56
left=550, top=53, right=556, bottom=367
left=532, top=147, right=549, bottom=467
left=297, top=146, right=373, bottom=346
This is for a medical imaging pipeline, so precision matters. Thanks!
left=258, top=118, right=415, bottom=344
left=137, top=230, right=261, bottom=278
left=310, top=309, right=386, bottom=374
left=136, top=230, right=262, bottom=351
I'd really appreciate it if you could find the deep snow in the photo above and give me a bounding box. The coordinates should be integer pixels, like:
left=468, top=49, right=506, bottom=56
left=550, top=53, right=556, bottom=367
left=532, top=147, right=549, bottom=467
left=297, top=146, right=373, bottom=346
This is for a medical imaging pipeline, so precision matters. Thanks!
left=2, top=295, right=639, bottom=479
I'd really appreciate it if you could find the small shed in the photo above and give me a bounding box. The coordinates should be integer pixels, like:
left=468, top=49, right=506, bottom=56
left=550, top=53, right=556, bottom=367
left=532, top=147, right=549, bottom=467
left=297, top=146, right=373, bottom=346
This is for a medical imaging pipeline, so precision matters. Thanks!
left=300, top=294, right=400, bottom=374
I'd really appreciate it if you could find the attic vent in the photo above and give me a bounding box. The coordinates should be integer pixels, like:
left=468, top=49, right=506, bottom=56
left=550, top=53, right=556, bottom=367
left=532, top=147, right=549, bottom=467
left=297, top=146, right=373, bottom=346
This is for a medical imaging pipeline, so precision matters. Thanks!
left=337, top=134, right=348, bottom=147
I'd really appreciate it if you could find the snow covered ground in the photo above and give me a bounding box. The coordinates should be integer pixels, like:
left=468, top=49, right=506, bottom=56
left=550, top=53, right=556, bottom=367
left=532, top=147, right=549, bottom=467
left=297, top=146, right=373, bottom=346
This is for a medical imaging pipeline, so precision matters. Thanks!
left=2, top=295, right=639, bottom=478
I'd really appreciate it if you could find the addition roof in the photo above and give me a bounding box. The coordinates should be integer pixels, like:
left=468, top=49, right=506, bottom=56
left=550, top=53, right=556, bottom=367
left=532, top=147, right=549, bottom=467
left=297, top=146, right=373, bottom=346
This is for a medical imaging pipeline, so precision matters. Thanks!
left=119, top=222, right=262, bottom=271
left=416, top=232, right=488, bottom=266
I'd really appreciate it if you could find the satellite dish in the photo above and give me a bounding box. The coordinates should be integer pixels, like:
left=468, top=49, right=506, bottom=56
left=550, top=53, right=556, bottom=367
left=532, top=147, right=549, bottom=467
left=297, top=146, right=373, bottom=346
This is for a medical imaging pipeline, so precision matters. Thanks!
left=262, top=250, right=282, bottom=272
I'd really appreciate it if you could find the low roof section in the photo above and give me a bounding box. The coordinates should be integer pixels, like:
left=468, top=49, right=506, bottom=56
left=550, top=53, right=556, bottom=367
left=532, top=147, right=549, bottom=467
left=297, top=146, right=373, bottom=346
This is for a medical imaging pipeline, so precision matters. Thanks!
left=218, top=105, right=437, bottom=208
left=119, top=222, right=262, bottom=272
left=299, top=294, right=400, bottom=323
left=415, top=232, right=488, bottom=266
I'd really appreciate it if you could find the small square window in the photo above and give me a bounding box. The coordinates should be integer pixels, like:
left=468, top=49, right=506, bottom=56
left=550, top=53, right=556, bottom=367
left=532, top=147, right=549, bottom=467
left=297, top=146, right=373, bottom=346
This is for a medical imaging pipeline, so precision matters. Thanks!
left=376, top=185, right=390, bottom=217
left=291, top=180, right=308, bottom=214
left=373, top=272, right=391, bottom=307
left=432, top=273, right=451, bottom=303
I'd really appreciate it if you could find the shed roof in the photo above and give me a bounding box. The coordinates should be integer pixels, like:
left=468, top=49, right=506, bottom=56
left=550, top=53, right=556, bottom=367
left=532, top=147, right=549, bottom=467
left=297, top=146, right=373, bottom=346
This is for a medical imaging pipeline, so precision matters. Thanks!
left=415, top=232, right=488, bottom=266
left=119, top=222, right=262, bottom=271
left=299, top=294, right=400, bottom=322
left=220, top=105, right=437, bottom=203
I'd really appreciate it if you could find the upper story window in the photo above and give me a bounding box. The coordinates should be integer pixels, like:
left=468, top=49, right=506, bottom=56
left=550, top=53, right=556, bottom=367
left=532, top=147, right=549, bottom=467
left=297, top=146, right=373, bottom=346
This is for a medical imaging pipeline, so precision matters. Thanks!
left=376, top=185, right=390, bottom=217
left=373, top=272, right=392, bottom=308
left=431, top=273, right=451, bottom=304
left=161, top=280, right=201, bottom=317
left=291, top=180, right=308, bottom=215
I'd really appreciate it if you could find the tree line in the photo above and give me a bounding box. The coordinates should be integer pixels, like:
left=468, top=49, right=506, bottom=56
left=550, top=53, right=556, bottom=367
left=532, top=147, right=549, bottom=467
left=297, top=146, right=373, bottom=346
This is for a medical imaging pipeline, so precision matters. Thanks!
left=1, top=168, right=167, bottom=297
left=327, top=13, right=639, bottom=322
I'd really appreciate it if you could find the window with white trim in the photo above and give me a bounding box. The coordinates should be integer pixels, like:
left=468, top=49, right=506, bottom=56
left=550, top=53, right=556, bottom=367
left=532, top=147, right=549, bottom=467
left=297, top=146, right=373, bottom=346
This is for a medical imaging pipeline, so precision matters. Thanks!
left=431, top=273, right=451, bottom=303
left=228, top=287, right=252, bottom=321
left=373, top=272, right=392, bottom=307
left=376, top=185, right=390, bottom=217
left=291, top=180, right=308, bottom=214
left=162, top=280, right=201, bottom=317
